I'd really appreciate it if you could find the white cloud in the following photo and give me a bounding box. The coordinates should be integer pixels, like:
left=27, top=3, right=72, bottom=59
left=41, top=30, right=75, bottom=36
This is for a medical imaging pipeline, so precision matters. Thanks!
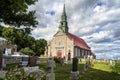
left=93, top=5, right=107, bottom=12
left=29, top=0, right=120, bottom=59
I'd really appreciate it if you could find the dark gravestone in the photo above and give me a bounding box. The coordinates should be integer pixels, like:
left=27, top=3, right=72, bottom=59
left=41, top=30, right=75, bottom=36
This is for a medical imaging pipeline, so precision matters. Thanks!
left=68, top=52, right=71, bottom=60
left=28, top=56, right=37, bottom=66
left=70, top=57, right=79, bottom=79
left=72, top=57, right=78, bottom=72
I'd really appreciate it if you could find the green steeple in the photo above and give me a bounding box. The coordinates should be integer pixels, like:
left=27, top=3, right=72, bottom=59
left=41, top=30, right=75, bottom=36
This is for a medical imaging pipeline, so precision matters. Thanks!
left=58, top=4, right=69, bottom=34
left=62, top=4, right=67, bottom=21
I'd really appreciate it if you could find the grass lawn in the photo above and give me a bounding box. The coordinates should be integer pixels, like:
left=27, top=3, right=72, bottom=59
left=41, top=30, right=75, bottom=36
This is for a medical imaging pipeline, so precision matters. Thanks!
left=39, top=61, right=120, bottom=80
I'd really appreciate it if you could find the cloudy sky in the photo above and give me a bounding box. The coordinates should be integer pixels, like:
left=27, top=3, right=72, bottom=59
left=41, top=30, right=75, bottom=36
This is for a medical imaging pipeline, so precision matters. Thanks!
left=29, top=0, right=120, bottom=59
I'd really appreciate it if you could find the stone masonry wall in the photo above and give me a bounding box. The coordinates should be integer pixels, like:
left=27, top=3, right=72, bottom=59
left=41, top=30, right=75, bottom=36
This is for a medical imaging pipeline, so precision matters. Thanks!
left=48, top=32, right=74, bottom=59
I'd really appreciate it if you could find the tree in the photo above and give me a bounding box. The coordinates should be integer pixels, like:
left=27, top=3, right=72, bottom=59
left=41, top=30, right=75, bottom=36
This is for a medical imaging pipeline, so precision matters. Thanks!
left=2, top=27, right=17, bottom=43
left=33, top=39, right=47, bottom=56
left=2, top=27, right=47, bottom=56
left=0, top=0, right=38, bottom=33
left=2, top=27, right=36, bottom=50
left=0, top=26, right=5, bottom=36
left=19, top=47, right=35, bottom=56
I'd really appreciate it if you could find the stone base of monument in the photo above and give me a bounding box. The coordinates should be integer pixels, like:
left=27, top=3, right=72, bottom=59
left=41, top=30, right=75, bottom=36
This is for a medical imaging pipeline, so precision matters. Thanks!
left=70, top=71, right=79, bottom=79
left=46, top=73, right=55, bottom=80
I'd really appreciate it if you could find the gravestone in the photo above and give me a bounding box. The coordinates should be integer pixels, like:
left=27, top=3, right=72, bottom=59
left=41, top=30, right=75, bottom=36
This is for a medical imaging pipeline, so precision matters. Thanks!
left=84, top=63, right=88, bottom=71
left=70, top=57, right=79, bottom=79
left=28, top=56, right=37, bottom=66
left=22, top=66, right=45, bottom=80
left=60, top=58, right=64, bottom=66
left=110, top=60, right=112, bottom=65
left=67, top=52, right=71, bottom=64
left=46, top=58, right=56, bottom=80
left=23, top=66, right=39, bottom=74
left=72, top=57, right=78, bottom=71
left=0, top=51, right=3, bottom=70
left=0, top=71, right=6, bottom=78
left=84, top=56, right=90, bottom=71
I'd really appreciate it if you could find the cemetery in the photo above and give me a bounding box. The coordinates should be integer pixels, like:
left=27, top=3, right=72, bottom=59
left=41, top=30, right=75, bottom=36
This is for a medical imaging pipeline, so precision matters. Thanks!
left=0, top=0, right=120, bottom=80
left=0, top=55, right=120, bottom=80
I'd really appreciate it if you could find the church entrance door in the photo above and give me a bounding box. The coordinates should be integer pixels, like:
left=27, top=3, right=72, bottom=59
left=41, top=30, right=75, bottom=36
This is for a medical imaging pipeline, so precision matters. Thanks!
left=57, top=52, right=62, bottom=58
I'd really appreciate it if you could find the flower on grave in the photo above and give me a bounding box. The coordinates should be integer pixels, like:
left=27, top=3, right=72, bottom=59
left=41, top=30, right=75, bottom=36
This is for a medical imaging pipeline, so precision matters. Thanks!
left=5, top=67, right=46, bottom=80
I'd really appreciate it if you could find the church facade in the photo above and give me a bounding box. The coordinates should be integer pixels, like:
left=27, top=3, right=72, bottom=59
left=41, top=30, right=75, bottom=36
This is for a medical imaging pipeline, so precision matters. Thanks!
left=48, top=5, right=93, bottom=60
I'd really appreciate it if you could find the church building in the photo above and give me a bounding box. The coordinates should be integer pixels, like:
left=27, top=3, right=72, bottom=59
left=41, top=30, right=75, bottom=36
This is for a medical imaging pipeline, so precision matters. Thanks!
left=48, top=5, right=93, bottom=60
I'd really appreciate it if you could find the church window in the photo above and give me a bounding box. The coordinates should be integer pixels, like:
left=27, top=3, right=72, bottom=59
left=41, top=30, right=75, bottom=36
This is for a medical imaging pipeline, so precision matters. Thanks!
left=88, top=51, right=90, bottom=55
left=82, top=49, right=84, bottom=57
left=58, top=41, right=62, bottom=46
left=68, top=45, right=70, bottom=48
left=78, top=49, right=80, bottom=57
left=75, top=48, right=77, bottom=57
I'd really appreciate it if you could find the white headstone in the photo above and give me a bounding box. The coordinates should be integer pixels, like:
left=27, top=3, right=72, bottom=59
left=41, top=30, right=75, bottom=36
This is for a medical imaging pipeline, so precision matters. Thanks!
left=23, top=66, right=39, bottom=74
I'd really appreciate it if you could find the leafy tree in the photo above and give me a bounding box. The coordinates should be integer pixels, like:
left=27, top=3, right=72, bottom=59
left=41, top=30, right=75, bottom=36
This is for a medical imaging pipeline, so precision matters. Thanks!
left=19, top=47, right=35, bottom=56
left=2, top=27, right=17, bottom=43
left=0, top=0, right=38, bottom=30
left=23, top=35, right=35, bottom=48
left=1, top=27, right=36, bottom=50
left=2, top=27, right=47, bottom=56
left=0, top=26, right=5, bottom=36
left=33, top=39, right=47, bottom=56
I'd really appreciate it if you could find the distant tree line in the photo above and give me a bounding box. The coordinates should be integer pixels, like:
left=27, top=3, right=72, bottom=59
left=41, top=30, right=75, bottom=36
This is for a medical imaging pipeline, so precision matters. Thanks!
left=0, top=26, right=47, bottom=56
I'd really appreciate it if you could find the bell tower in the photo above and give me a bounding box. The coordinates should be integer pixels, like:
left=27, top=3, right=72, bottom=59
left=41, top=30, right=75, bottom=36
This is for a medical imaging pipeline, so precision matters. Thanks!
left=58, top=4, right=69, bottom=35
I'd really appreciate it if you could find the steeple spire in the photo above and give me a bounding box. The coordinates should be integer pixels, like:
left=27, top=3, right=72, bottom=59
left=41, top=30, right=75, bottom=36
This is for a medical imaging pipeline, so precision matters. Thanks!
left=61, top=4, right=67, bottom=21
left=58, top=4, right=69, bottom=34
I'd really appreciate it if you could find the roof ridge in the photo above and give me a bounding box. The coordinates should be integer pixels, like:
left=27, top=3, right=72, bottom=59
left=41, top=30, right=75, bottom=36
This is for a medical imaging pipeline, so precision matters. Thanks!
left=68, top=32, right=90, bottom=50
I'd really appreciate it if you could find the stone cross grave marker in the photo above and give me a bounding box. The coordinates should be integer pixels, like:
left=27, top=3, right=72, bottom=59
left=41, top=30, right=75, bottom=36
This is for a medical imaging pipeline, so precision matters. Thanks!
left=46, top=58, right=56, bottom=80
left=84, top=56, right=90, bottom=71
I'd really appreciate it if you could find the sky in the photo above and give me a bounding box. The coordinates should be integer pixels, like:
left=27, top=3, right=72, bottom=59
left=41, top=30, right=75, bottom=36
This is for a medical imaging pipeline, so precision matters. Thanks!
left=28, top=0, right=120, bottom=59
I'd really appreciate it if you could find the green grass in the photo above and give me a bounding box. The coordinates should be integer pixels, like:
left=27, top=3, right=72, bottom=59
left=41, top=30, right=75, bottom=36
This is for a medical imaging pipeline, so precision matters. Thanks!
left=80, top=62, right=120, bottom=80
left=1, top=61, right=119, bottom=80
left=39, top=62, right=120, bottom=80
left=92, top=62, right=112, bottom=72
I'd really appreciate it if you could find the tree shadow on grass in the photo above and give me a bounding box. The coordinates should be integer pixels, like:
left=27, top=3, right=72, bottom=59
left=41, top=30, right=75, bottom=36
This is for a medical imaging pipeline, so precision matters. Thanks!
left=55, top=63, right=120, bottom=80
left=79, top=67, right=120, bottom=80
left=55, top=64, right=72, bottom=80
left=39, top=63, right=120, bottom=80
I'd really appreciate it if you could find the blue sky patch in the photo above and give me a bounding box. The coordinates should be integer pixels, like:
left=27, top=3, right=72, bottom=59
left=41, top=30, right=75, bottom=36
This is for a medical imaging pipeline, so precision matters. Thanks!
left=45, top=10, right=55, bottom=16
left=97, top=1, right=106, bottom=6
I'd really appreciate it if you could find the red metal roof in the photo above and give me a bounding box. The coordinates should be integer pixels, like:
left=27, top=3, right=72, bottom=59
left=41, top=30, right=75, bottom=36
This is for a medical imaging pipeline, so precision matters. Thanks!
left=68, top=33, right=90, bottom=50
left=90, top=51, right=94, bottom=55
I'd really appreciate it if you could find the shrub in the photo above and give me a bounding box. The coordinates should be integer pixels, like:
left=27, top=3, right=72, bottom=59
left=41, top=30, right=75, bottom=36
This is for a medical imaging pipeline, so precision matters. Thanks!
left=5, top=67, right=46, bottom=80
left=0, top=77, right=4, bottom=80
left=6, top=63, right=19, bottom=70
left=112, top=60, right=120, bottom=74
left=54, top=57, right=60, bottom=63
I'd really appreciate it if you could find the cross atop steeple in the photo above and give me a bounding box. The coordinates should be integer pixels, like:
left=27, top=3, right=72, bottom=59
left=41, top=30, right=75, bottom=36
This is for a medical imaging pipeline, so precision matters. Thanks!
left=58, top=4, right=69, bottom=35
